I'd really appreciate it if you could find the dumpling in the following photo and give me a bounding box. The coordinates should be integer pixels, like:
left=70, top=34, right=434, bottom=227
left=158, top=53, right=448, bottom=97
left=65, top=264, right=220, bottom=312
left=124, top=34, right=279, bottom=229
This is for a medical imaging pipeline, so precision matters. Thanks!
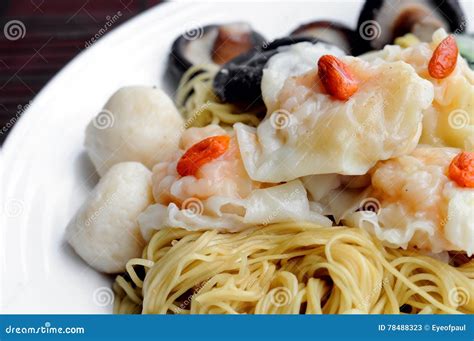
left=343, top=147, right=474, bottom=255
left=301, top=173, right=372, bottom=222
left=66, top=162, right=153, bottom=273
left=262, top=42, right=344, bottom=113
left=151, top=125, right=257, bottom=205
left=139, top=179, right=331, bottom=239
left=235, top=56, right=434, bottom=183
left=138, top=125, right=331, bottom=240
left=85, top=86, right=184, bottom=176
left=362, top=29, right=474, bottom=151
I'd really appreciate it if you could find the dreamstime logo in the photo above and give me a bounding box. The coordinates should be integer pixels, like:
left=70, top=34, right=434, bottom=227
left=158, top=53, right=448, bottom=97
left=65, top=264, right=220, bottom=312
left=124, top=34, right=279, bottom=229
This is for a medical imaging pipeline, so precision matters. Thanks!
left=183, top=23, right=204, bottom=41
left=182, top=197, right=204, bottom=218
left=3, top=20, right=26, bottom=41
left=92, top=109, right=115, bottom=130
left=361, top=277, right=389, bottom=310
left=17, top=102, right=31, bottom=114
left=83, top=193, right=118, bottom=227
left=269, top=287, right=292, bottom=307
left=261, top=187, right=302, bottom=226
left=0, top=102, right=31, bottom=136
left=184, top=101, right=211, bottom=129
left=84, top=11, right=122, bottom=47
left=448, top=109, right=470, bottom=130
left=453, top=19, right=467, bottom=36
left=261, top=40, right=271, bottom=49
left=4, top=198, right=24, bottom=218
left=92, top=287, right=114, bottom=307
left=448, top=287, right=470, bottom=307
left=270, top=109, right=293, bottom=130
left=465, top=135, right=474, bottom=151
left=359, top=197, right=381, bottom=217
left=175, top=280, right=208, bottom=313
left=359, top=20, right=381, bottom=41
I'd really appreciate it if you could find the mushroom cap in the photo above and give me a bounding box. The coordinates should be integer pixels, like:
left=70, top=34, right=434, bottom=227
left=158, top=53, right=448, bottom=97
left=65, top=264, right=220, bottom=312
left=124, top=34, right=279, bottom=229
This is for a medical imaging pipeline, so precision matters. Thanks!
left=290, top=20, right=356, bottom=54
left=355, top=0, right=466, bottom=54
left=213, top=36, right=336, bottom=105
left=167, top=23, right=266, bottom=85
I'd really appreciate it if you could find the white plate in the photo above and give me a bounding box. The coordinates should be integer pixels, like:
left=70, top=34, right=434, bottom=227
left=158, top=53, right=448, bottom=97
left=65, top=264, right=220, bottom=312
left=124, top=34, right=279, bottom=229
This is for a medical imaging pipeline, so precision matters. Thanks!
left=1, top=0, right=472, bottom=314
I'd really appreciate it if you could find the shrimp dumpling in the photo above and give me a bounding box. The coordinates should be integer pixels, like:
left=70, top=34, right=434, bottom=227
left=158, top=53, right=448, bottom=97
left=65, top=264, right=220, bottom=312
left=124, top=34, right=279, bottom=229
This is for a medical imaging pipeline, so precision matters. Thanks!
left=236, top=57, right=434, bottom=183
left=262, top=42, right=344, bottom=113
left=66, top=162, right=153, bottom=273
left=344, top=147, right=474, bottom=255
left=362, top=29, right=474, bottom=150
left=138, top=125, right=331, bottom=239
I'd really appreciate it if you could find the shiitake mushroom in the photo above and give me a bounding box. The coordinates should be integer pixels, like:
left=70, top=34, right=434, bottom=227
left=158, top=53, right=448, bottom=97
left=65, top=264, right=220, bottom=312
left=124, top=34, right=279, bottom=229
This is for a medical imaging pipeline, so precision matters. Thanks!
left=290, top=20, right=356, bottom=54
left=262, top=36, right=325, bottom=51
left=167, top=23, right=266, bottom=84
left=213, top=36, right=324, bottom=105
left=355, top=0, right=466, bottom=54
left=213, top=50, right=273, bottom=105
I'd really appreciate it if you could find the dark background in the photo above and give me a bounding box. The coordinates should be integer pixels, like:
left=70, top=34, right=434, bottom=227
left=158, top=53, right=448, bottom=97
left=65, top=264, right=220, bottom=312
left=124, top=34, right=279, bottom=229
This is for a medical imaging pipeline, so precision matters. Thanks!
left=0, top=0, right=162, bottom=144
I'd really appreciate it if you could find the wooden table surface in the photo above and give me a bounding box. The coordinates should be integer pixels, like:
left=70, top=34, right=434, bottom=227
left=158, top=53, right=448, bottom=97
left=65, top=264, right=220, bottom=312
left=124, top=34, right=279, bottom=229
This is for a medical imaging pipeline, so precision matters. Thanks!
left=0, top=0, right=161, bottom=145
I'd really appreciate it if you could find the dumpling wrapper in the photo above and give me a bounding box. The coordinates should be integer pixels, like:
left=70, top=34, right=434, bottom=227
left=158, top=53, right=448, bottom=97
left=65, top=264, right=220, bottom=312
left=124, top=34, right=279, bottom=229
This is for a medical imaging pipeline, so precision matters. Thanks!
left=301, top=174, right=371, bottom=222
left=362, top=29, right=474, bottom=151
left=235, top=57, right=434, bottom=183
left=344, top=183, right=474, bottom=256
left=139, top=179, right=332, bottom=240
left=262, top=42, right=344, bottom=113
left=302, top=147, right=474, bottom=255
left=443, top=186, right=474, bottom=256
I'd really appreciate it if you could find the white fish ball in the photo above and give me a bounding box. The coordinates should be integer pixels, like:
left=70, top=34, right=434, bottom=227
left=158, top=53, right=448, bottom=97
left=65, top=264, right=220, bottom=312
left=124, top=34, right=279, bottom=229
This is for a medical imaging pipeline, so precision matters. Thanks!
left=66, top=162, right=153, bottom=273
left=85, top=86, right=184, bottom=176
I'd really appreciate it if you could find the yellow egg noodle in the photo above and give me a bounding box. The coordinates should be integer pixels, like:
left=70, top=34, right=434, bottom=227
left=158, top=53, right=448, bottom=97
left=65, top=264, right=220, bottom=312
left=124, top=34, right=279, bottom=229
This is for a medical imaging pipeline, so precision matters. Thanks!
left=175, top=64, right=262, bottom=128
left=113, top=222, right=474, bottom=315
